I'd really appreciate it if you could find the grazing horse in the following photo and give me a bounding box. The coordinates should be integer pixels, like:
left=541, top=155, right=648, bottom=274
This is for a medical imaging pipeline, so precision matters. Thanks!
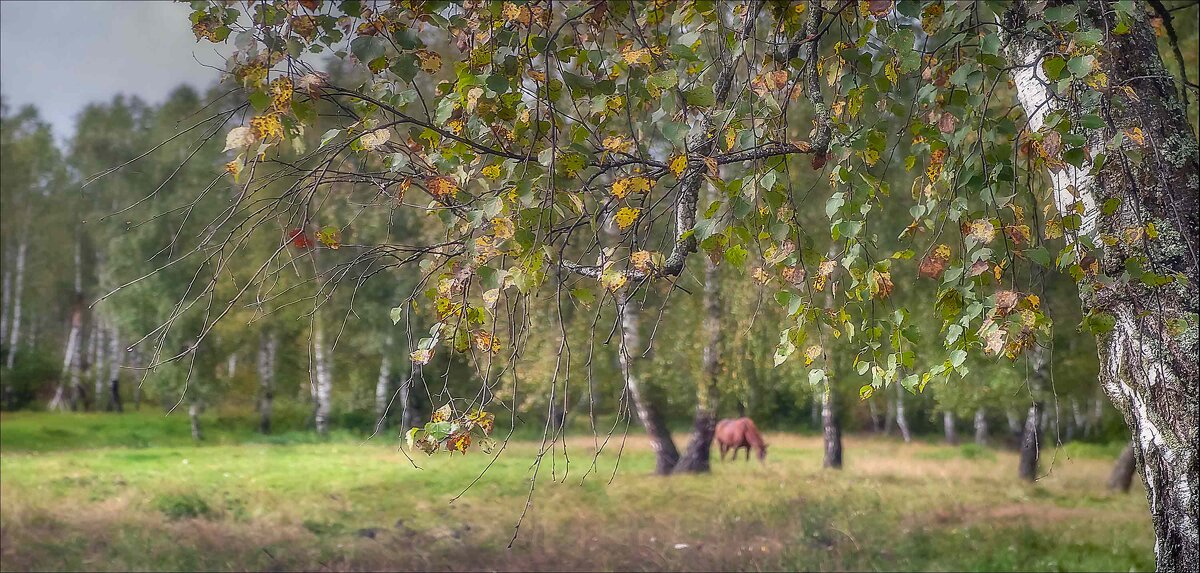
left=715, top=417, right=768, bottom=462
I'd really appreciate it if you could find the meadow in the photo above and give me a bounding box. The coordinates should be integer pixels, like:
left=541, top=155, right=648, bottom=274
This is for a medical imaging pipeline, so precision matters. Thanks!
left=0, top=412, right=1151, bottom=571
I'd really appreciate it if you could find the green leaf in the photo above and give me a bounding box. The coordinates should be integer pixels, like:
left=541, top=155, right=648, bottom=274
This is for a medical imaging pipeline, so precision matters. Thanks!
left=1042, top=56, right=1067, bottom=81
left=350, top=36, right=388, bottom=65
left=684, top=86, right=716, bottom=107
left=724, top=244, right=748, bottom=267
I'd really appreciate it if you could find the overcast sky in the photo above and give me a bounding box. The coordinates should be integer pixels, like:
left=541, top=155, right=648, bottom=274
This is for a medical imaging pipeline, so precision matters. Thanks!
left=1, top=1, right=228, bottom=140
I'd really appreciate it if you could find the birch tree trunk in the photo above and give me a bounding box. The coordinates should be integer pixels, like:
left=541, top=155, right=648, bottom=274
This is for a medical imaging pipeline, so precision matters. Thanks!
left=91, top=322, right=105, bottom=411
left=894, top=383, right=912, bottom=443
left=974, top=408, right=989, bottom=446
left=257, top=331, right=276, bottom=434
left=674, top=257, right=721, bottom=474
left=1004, top=2, right=1198, bottom=566
left=1007, top=409, right=1024, bottom=444
left=867, top=400, right=885, bottom=433
left=1019, top=347, right=1048, bottom=482
left=943, top=411, right=958, bottom=445
left=374, top=334, right=392, bottom=434
left=107, top=322, right=121, bottom=412
left=1, top=263, right=10, bottom=352
left=884, top=396, right=896, bottom=436
left=312, top=319, right=332, bottom=436
left=189, top=400, right=203, bottom=441
left=616, top=291, right=679, bottom=475
left=5, top=239, right=27, bottom=369
left=821, top=379, right=842, bottom=469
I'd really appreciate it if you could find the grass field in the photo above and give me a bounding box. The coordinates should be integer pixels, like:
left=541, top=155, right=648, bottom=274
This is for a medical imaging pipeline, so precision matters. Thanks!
left=0, top=412, right=1151, bottom=571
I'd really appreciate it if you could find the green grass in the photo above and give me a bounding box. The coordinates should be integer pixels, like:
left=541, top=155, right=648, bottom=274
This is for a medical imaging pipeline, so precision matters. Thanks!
left=0, top=412, right=1152, bottom=571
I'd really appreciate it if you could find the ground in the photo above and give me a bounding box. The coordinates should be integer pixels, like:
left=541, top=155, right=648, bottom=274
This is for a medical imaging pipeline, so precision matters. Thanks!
left=0, top=412, right=1151, bottom=571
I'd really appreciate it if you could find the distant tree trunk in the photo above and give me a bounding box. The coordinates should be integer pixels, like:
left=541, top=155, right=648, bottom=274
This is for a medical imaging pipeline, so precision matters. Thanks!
left=50, top=306, right=82, bottom=411
left=91, top=322, right=105, bottom=411
left=943, top=411, right=958, bottom=445
left=974, top=408, right=988, bottom=446
left=674, top=257, right=721, bottom=474
left=1068, top=398, right=1085, bottom=442
left=1006, top=409, right=1023, bottom=443
left=884, top=396, right=896, bottom=436
left=1088, top=391, right=1103, bottom=439
left=374, top=334, right=392, bottom=434
left=257, top=331, right=276, bottom=434
left=810, top=395, right=821, bottom=430
left=1019, top=347, right=1047, bottom=482
left=312, top=319, right=332, bottom=436
left=822, top=380, right=842, bottom=469
left=5, top=238, right=27, bottom=369
left=1019, top=401, right=1044, bottom=482
left=226, top=352, right=238, bottom=379
left=107, top=322, right=121, bottom=412
left=868, top=400, right=885, bottom=433
left=616, top=291, right=679, bottom=475
left=1108, top=443, right=1137, bottom=493
left=1, top=261, right=10, bottom=351
left=894, top=383, right=912, bottom=443
left=188, top=400, right=203, bottom=441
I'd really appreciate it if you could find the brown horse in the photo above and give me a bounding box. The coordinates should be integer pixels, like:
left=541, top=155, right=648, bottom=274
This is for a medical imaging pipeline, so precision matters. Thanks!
left=715, top=417, right=768, bottom=462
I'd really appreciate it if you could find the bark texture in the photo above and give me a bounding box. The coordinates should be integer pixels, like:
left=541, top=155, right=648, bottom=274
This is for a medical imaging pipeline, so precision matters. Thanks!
left=616, top=291, right=679, bottom=475
left=822, top=382, right=842, bottom=469
left=674, top=257, right=722, bottom=474
left=312, top=320, right=332, bottom=436
left=1004, top=2, right=1198, bottom=567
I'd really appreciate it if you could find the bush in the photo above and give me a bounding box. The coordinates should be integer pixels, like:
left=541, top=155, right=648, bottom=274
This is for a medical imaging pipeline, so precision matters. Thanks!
left=154, top=492, right=213, bottom=520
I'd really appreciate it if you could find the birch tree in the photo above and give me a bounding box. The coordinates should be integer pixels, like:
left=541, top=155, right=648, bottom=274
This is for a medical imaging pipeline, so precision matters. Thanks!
left=148, top=1, right=1196, bottom=565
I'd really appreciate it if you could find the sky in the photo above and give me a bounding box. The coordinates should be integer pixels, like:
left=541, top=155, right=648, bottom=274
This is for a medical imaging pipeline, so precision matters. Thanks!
left=0, top=1, right=229, bottom=141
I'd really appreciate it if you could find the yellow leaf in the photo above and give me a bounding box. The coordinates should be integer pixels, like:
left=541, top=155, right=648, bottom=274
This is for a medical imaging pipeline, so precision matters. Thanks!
left=724, top=128, right=737, bottom=151
left=415, top=49, right=442, bottom=73
left=669, top=154, right=689, bottom=178
left=602, top=135, right=633, bottom=153
left=1125, top=126, right=1145, bottom=146
left=804, top=345, right=822, bottom=366
left=614, top=207, right=641, bottom=230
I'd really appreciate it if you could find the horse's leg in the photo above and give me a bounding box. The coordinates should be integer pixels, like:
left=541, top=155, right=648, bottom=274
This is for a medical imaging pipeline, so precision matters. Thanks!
left=744, top=447, right=750, bottom=462
left=719, top=444, right=727, bottom=461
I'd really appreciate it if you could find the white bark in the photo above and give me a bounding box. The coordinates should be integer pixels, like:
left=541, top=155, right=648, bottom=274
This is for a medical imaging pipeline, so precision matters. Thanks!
left=5, top=239, right=27, bottom=369
left=375, top=334, right=392, bottom=432
left=1, top=264, right=10, bottom=350
left=894, top=383, right=912, bottom=443
left=974, top=408, right=989, bottom=446
left=616, top=290, right=679, bottom=474
left=943, top=410, right=958, bottom=445
left=312, top=321, right=332, bottom=435
left=1004, top=4, right=1198, bottom=565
